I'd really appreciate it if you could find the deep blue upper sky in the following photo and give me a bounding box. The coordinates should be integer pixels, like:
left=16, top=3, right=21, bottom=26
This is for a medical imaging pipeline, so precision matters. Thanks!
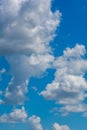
left=52, top=0, right=87, bottom=55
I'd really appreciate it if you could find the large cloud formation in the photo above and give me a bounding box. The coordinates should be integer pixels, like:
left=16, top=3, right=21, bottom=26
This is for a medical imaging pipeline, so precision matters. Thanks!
left=0, top=1, right=87, bottom=127
left=0, top=0, right=61, bottom=104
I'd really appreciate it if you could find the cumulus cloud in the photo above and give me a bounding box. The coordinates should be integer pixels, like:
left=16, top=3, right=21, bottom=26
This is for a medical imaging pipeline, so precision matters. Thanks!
left=28, top=115, right=43, bottom=130
left=0, top=0, right=61, bottom=55
left=40, top=44, right=87, bottom=115
left=0, top=107, right=28, bottom=123
left=53, top=123, right=70, bottom=130
left=28, top=116, right=71, bottom=130
left=0, top=110, right=71, bottom=130
left=0, top=0, right=61, bottom=104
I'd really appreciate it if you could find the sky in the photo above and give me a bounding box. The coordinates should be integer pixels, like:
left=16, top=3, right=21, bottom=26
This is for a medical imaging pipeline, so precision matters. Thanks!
left=0, top=0, right=87, bottom=130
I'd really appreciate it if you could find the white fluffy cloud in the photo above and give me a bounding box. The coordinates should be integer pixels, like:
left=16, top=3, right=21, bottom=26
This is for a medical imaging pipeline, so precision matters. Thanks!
left=28, top=115, right=43, bottom=130
left=0, top=110, right=71, bottom=130
left=28, top=116, right=71, bottom=130
left=40, top=44, right=87, bottom=115
left=0, top=107, right=27, bottom=123
left=53, top=123, right=70, bottom=130
left=0, top=0, right=61, bottom=104
left=0, top=0, right=61, bottom=55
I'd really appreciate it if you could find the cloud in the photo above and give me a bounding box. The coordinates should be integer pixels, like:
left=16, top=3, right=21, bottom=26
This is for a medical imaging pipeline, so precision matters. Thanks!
left=28, top=116, right=71, bottom=130
left=0, top=107, right=28, bottom=123
left=0, top=90, right=4, bottom=104
left=0, top=99, right=4, bottom=104
left=28, top=115, right=43, bottom=130
left=0, top=111, right=43, bottom=130
left=0, top=91, right=2, bottom=95
left=4, top=54, right=54, bottom=105
left=0, top=0, right=61, bottom=104
left=0, top=68, right=6, bottom=81
left=0, top=110, right=71, bottom=130
left=5, top=78, right=28, bottom=105
left=0, top=0, right=61, bottom=55
left=40, top=44, right=87, bottom=115
left=53, top=123, right=70, bottom=130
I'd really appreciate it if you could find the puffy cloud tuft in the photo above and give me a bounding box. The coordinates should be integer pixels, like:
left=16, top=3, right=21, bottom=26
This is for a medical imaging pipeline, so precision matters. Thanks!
left=53, top=123, right=70, bottom=130
left=40, top=44, right=87, bottom=115
left=0, top=107, right=28, bottom=123
left=28, top=115, right=43, bottom=130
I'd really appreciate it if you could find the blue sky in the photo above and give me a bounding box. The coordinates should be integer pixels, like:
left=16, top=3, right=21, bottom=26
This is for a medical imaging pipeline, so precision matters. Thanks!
left=0, top=0, right=87, bottom=130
